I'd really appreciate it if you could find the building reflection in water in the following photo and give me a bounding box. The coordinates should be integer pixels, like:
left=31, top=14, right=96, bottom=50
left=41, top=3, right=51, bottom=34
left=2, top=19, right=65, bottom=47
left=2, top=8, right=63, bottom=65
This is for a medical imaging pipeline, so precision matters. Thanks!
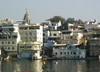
left=31, top=60, right=43, bottom=72
left=47, top=60, right=87, bottom=72
left=1, top=60, right=43, bottom=72
left=1, top=59, right=100, bottom=72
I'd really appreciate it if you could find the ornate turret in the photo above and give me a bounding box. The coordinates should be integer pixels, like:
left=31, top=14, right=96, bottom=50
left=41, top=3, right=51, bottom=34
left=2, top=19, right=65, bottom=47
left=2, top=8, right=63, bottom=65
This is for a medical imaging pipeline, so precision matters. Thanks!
left=23, top=9, right=31, bottom=24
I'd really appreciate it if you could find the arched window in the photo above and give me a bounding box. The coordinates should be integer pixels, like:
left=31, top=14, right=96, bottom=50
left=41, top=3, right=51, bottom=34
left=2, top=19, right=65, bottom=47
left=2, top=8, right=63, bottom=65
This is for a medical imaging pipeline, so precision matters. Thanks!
left=60, top=52, right=62, bottom=54
left=55, top=52, right=57, bottom=55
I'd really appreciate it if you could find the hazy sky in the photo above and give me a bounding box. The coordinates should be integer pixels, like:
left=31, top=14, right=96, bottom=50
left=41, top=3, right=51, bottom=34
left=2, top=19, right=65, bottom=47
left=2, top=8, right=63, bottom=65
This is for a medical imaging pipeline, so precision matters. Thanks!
left=0, top=0, right=100, bottom=23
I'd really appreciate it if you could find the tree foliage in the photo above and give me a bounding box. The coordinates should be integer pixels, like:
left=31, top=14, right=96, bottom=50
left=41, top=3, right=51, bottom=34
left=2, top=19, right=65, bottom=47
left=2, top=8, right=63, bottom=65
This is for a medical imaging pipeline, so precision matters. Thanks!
left=61, top=18, right=84, bottom=30
left=47, top=16, right=84, bottom=30
left=47, top=16, right=65, bottom=23
left=65, top=18, right=83, bottom=24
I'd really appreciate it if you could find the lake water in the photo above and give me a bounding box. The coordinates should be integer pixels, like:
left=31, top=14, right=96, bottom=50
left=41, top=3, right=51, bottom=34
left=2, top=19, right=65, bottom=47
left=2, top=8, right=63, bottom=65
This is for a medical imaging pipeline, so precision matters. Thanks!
left=1, top=59, right=100, bottom=72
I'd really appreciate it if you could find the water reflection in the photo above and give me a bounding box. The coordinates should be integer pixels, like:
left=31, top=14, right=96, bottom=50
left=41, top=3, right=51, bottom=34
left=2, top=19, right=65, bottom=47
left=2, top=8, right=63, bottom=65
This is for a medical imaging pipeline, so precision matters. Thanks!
left=1, top=60, right=43, bottom=72
left=1, top=59, right=100, bottom=72
left=46, top=60, right=87, bottom=72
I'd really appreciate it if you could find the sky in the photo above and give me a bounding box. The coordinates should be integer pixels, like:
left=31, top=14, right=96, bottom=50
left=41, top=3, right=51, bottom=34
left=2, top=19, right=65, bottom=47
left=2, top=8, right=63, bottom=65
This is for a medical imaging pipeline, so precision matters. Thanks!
left=0, top=0, right=100, bottom=23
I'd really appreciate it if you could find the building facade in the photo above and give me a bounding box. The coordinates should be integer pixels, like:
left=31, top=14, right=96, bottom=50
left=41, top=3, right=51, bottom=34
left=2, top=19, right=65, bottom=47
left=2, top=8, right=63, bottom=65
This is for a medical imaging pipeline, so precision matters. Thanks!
left=0, top=19, right=20, bottom=56
left=89, top=38, right=100, bottom=57
left=17, top=41, right=42, bottom=59
left=53, top=44, right=86, bottom=58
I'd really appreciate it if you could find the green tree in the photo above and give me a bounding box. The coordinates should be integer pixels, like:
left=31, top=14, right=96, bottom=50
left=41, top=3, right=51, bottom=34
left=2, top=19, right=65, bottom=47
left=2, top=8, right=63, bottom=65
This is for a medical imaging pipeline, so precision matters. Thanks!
left=47, top=16, right=65, bottom=23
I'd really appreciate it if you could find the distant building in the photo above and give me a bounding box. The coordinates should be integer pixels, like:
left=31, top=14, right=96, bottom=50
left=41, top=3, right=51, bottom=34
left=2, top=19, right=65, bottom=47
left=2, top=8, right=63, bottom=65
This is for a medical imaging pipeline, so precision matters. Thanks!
left=0, top=10, right=43, bottom=59
left=0, top=19, right=20, bottom=56
left=48, top=21, right=61, bottom=30
left=89, top=38, right=100, bottom=57
left=68, top=23, right=84, bottom=31
left=17, top=41, right=42, bottom=59
left=84, top=21, right=98, bottom=30
left=43, top=21, right=61, bottom=47
left=17, top=10, right=43, bottom=59
left=53, top=44, right=86, bottom=58
left=19, top=24, right=43, bottom=45
left=61, top=30, right=78, bottom=44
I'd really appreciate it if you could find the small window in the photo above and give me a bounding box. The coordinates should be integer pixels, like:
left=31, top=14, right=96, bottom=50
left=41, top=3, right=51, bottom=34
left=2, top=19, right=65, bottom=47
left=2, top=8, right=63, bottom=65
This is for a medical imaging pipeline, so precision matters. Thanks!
left=8, top=47, right=10, bottom=49
left=55, top=52, right=57, bottom=55
left=12, top=47, right=14, bottom=49
left=71, top=52, right=73, bottom=54
left=2, top=42, right=4, bottom=44
left=8, top=36, right=11, bottom=38
left=29, top=32, right=32, bottom=35
left=54, top=34, right=57, bottom=36
left=8, top=42, right=10, bottom=44
left=73, top=52, right=76, bottom=55
left=64, top=52, right=66, bottom=54
left=27, top=46, right=31, bottom=48
left=12, top=41, right=14, bottom=44
left=13, top=35, right=17, bottom=38
left=20, top=46, right=24, bottom=48
left=60, top=52, right=62, bottom=54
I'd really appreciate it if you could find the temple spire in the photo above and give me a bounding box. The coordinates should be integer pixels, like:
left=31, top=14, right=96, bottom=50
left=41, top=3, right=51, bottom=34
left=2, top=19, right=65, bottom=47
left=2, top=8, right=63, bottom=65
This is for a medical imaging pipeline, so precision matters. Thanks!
left=23, top=9, right=31, bottom=24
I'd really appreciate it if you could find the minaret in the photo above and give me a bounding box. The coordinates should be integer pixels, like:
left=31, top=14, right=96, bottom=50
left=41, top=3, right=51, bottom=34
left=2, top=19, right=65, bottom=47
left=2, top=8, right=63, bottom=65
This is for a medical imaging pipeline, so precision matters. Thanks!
left=23, top=9, right=31, bottom=24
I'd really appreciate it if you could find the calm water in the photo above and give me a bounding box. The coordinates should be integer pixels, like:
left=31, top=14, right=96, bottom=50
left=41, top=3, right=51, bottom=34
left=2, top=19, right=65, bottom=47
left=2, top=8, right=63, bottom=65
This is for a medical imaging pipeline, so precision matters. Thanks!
left=1, top=59, right=100, bottom=72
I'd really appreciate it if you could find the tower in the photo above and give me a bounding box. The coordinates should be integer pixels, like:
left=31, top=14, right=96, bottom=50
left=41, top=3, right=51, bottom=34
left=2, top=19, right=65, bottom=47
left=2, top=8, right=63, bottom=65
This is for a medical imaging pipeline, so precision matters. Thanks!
left=23, top=9, right=31, bottom=24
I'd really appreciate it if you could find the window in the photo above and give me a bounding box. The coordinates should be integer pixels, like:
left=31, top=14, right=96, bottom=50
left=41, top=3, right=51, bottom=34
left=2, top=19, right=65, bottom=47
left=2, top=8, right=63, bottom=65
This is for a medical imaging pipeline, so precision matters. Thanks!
left=2, top=42, right=4, bottom=44
left=90, top=40, right=95, bottom=44
left=12, top=47, right=14, bottom=49
left=64, top=52, right=66, bottom=54
left=8, top=47, right=10, bottom=49
left=5, top=42, right=7, bottom=44
left=71, top=52, right=73, bottom=54
left=8, top=36, right=11, bottom=38
left=55, top=52, right=57, bottom=55
left=27, top=46, right=31, bottom=48
left=54, top=34, right=57, bottom=36
left=12, top=41, right=14, bottom=44
left=13, top=35, right=17, bottom=38
left=8, top=42, right=10, bottom=44
left=20, top=46, right=24, bottom=48
left=60, top=52, right=62, bottom=54
left=73, top=52, right=76, bottom=55
left=43, top=33, right=45, bottom=36
left=29, top=32, right=32, bottom=35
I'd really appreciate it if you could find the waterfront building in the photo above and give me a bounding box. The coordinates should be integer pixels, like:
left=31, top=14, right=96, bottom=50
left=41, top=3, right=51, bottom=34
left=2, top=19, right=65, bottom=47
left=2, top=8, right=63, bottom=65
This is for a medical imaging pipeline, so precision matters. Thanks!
left=17, top=41, right=42, bottom=59
left=18, top=24, right=43, bottom=45
left=61, top=30, right=78, bottom=44
left=60, top=30, right=72, bottom=44
left=43, top=21, right=61, bottom=47
left=0, top=19, right=20, bottom=56
left=19, top=10, right=43, bottom=44
left=88, top=33, right=100, bottom=57
left=53, top=44, right=86, bottom=58
left=17, top=10, right=43, bottom=59
left=43, top=30, right=61, bottom=47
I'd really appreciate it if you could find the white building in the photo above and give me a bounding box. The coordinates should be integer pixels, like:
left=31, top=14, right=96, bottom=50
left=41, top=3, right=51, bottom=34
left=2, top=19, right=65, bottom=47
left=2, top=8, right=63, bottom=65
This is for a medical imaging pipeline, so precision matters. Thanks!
left=53, top=44, right=86, bottom=58
left=18, top=10, right=43, bottom=45
left=84, top=21, right=99, bottom=30
left=48, top=20, right=61, bottom=30
left=19, top=24, right=43, bottom=45
left=44, top=30, right=61, bottom=47
left=0, top=19, right=20, bottom=56
left=17, top=10, right=43, bottom=59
